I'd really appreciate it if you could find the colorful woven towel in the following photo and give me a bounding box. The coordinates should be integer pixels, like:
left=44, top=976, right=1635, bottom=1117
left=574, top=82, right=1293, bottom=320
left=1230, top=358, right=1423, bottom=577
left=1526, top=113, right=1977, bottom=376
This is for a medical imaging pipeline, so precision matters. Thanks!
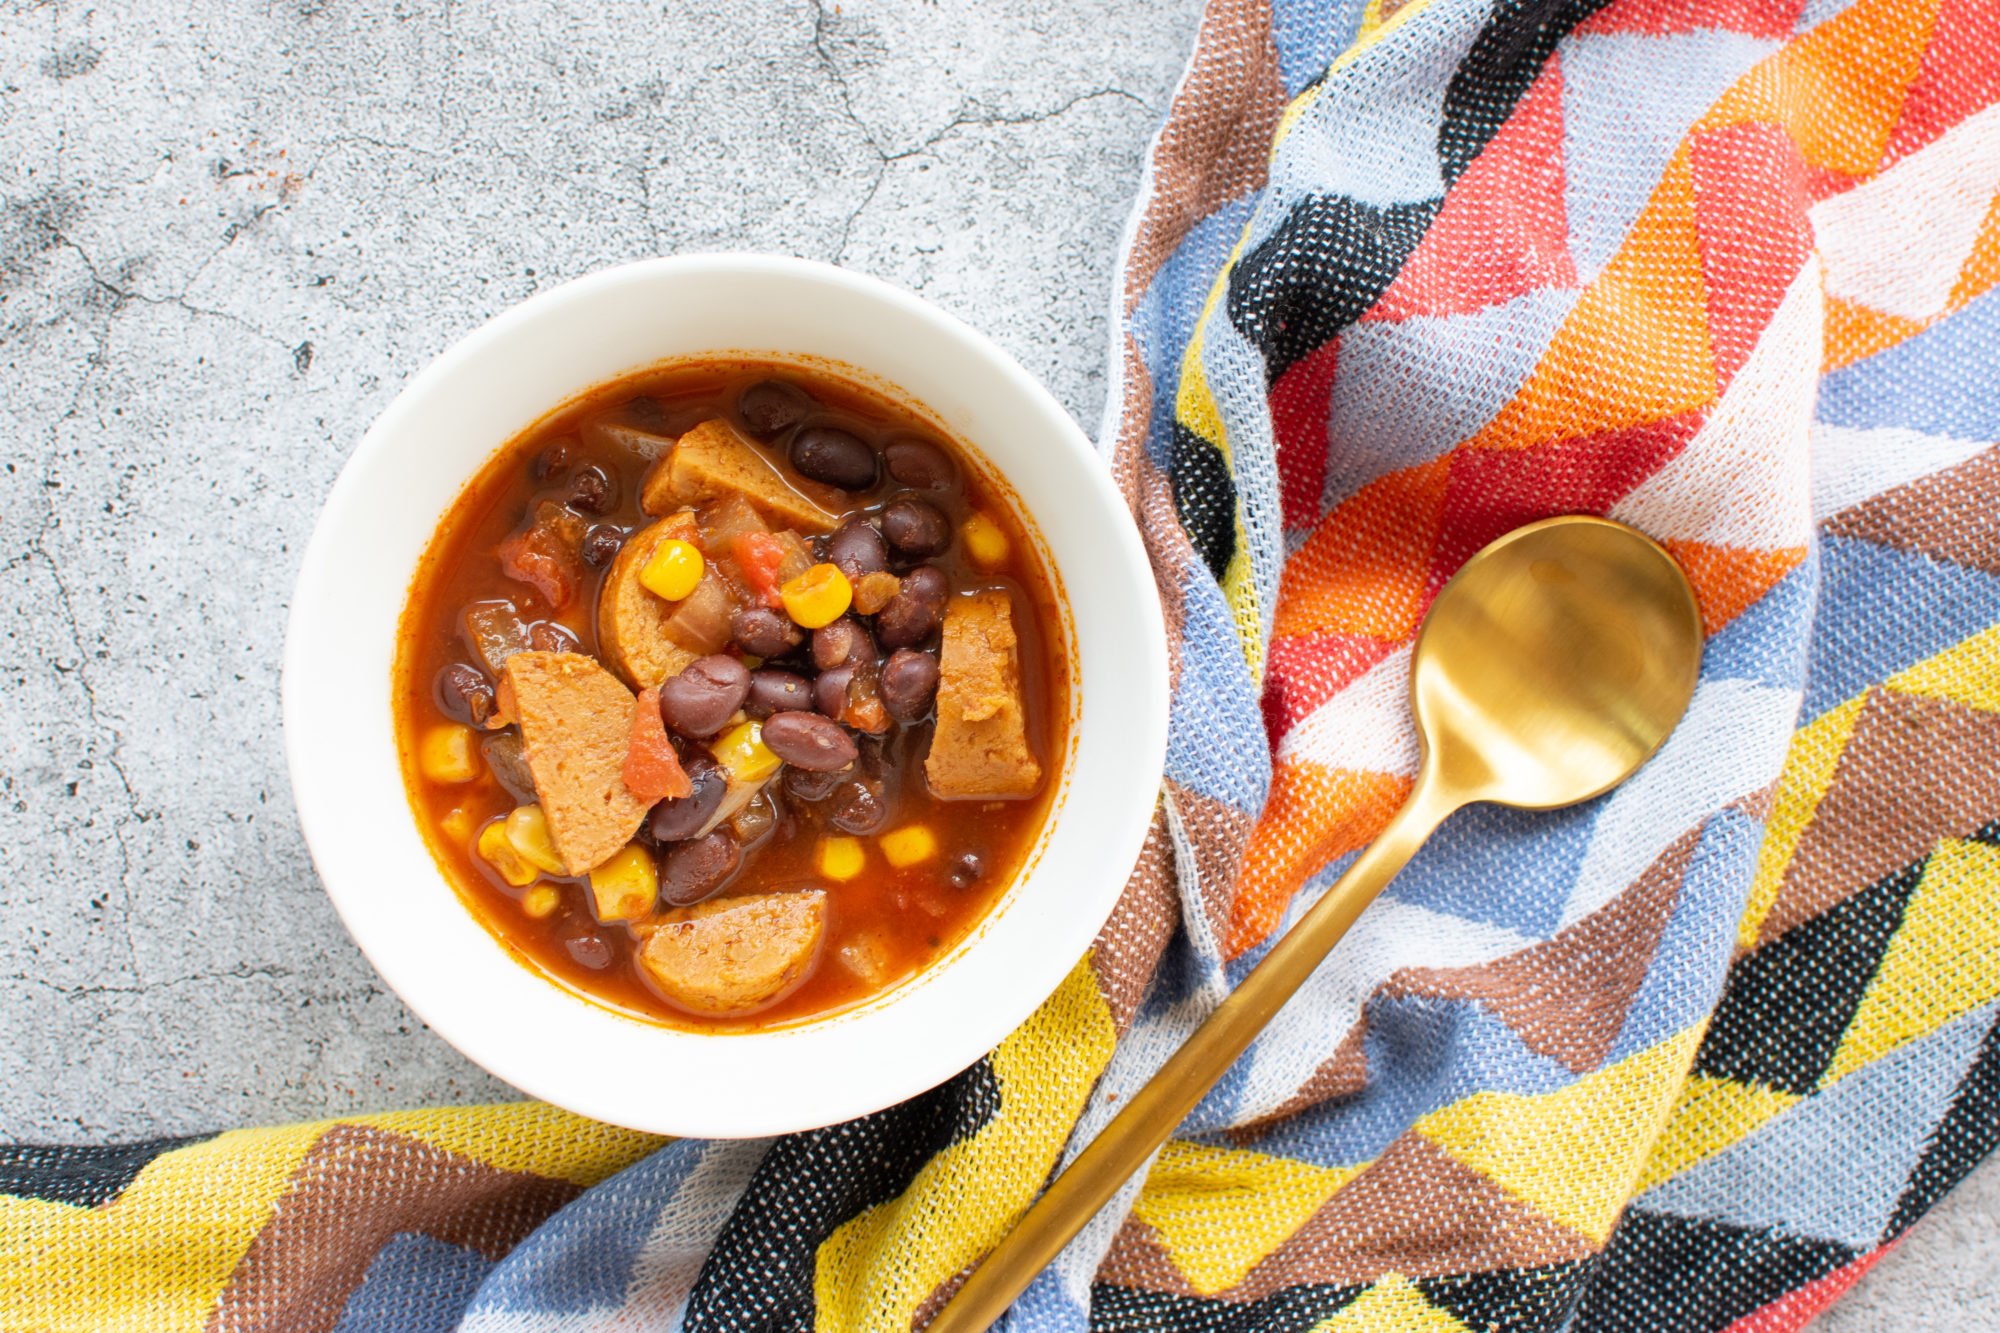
left=7, top=0, right=2000, bottom=1327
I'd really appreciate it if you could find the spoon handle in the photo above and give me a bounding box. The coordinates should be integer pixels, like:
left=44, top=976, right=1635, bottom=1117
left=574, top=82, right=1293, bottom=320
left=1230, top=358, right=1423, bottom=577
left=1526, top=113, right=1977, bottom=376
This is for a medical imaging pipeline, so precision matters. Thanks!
left=927, top=773, right=1459, bottom=1332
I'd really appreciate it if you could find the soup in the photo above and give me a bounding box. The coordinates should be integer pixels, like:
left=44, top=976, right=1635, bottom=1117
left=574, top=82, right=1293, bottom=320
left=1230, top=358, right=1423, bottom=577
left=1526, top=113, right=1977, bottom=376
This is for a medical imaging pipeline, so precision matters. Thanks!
left=392, top=358, right=1069, bottom=1031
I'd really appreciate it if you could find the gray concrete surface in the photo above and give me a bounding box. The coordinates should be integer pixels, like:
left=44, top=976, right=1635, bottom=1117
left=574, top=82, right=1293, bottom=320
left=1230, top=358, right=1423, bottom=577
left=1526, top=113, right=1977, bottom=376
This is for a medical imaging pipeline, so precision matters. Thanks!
left=0, top=0, right=1200, bottom=1137
left=0, top=1, right=1990, bottom=1325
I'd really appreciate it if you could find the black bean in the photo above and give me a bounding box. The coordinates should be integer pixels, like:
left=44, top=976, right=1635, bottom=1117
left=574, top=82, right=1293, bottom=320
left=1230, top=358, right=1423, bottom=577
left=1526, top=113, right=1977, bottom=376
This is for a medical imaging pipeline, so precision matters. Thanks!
left=657, top=655, right=752, bottom=737
left=876, top=565, right=949, bottom=649
left=902, top=564, right=949, bottom=605
left=624, top=396, right=671, bottom=433
left=885, top=438, right=956, bottom=491
left=529, top=621, right=581, bottom=654
left=949, top=851, right=985, bottom=889
left=790, top=426, right=878, bottom=491
left=566, top=934, right=614, bottom=969
left=880, top=495, right=952, bottom=560
left=879, top=649, right=939, bottom=723
left=659, top=830, right=741, bottom=906
left=783, top=764, right=850, bottom=803
left=732, top=605, right=802, bottom=658
left=761, top=710, right=859, bottom=771
left=812, top=617, right=876, bottom=671
left=763, top=642, right=817, bottom=677
left=580, top=525, right=624, bottom=569
left=826, top=515, right=889, bottom=583
left=830, top=781, right=888, bottom=835
left=531, top=440, right=574, bottom=480
left=814, top=663, right=854, bottom=718
left=434, top=663, right=496, bottom=727
left=648, top=754, right=727, bottom=842
left=745, top=668, right=813, bottom=718
left=739, top=380, right=813, bottom=437
left=566, top=465, right=618, bottom=515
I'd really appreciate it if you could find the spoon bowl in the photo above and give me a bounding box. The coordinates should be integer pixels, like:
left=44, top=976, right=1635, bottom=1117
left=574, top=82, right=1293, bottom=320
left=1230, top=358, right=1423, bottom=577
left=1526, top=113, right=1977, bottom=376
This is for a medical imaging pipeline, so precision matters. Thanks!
left=928, top=515, right=1704, bottom=1332
left=1414, top=516, right=1703, bottom=808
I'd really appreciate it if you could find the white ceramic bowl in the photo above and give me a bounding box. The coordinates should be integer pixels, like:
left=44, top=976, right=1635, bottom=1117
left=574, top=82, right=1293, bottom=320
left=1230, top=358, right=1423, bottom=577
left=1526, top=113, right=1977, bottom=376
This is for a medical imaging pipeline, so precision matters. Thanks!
left=283, top=255, right=1168, bottom=1137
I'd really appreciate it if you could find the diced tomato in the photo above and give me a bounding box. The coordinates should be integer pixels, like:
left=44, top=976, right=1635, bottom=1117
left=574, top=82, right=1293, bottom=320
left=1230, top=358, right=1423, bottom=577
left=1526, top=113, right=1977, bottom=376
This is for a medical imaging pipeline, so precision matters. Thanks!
left=844, top=691, right=889, bottom=735
left=842, top=661, right=890, bottom=735
left=623, top=687, right=692, bottom=802
left=732, top=532, right=791, bottom=608
left=498, top=526, right=578, bottom=611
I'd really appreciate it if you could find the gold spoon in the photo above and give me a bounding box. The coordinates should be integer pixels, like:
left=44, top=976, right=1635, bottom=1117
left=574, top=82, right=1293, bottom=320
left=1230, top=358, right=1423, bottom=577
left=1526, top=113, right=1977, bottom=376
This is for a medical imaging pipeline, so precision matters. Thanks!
left=927, top=515, right=1703, bottom=1330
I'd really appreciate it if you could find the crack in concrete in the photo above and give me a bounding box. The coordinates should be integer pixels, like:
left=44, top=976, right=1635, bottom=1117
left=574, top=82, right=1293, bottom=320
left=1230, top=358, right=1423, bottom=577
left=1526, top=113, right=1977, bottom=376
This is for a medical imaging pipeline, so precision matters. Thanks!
left=175, top=200, right=296, bottom=311
left=564, top=0, right=1156, bottom=277
left=828, top=85, right=1150, bottom=264
left=9, top=962, right=301, bottom=1000
left=22, top=299, right=145, bottom=985
left=809, top=0, right=885, bottom=160
left=58, top=236, right=294, bottom=354
left=894, top=85, right=1151, bottom=162
left=809, top=0, right=1146, bottom=153
left=16, top=221, right=297, bottom=987
left=831, top=166, right=889, bottom=265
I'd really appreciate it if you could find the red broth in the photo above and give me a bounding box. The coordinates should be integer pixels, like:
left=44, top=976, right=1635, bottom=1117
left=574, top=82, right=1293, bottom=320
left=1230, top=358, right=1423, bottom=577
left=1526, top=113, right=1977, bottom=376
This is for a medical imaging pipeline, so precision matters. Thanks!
left=392, top=358, right=1070, bottom=1031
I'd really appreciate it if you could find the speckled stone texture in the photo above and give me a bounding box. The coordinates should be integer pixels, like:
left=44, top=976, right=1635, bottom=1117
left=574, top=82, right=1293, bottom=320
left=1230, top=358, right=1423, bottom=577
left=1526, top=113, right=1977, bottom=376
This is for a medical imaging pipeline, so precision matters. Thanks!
left=0, top=0, right=1198, bottom=1132
left=0, top=2, right=1991, bottom=1327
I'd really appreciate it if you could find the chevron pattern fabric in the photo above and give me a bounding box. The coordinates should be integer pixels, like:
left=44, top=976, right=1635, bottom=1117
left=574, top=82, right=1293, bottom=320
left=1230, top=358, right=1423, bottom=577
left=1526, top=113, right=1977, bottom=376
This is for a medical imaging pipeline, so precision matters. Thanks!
left=6, top=0, right=2000, bottom=1327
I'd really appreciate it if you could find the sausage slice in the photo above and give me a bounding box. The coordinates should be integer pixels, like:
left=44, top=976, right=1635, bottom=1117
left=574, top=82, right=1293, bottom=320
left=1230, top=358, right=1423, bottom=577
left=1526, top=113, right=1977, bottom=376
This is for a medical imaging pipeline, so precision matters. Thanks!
left=597, top=512, right=703, bottom=690
left=502, top=651, right=652, bottom=875
left=642, top=418, right=838, bottom=532
left=925, top=590, right=1042, bottom=798
left=637, top=890, right=828, bottom=1015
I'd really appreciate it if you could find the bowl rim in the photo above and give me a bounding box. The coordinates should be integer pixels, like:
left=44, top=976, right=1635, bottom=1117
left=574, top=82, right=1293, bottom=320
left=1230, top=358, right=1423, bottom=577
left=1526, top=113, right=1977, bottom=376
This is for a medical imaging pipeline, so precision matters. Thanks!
left=282, top=254, right=1169, bottom=1136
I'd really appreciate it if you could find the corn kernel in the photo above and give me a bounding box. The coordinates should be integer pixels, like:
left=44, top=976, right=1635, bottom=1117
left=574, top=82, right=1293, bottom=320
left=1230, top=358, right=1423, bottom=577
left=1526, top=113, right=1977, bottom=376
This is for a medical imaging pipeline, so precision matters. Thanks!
left=879, top=824, right=939, bottom=868
left=521, top=883, right=562, bottom=918
left=961, top=512, right=1010, bottom=569
left=505, top=804, right=568, bottom=876
left=477, top=820, right=539, bottom=887
left=589, top=844, right=659, bottom=921
left=639, top=538, right=705, bottom=602
left=817, top=835, right=866, bottom=881
left=779, top=562, right=853, bottom=629
left=710, top=720, right=782, bottom=784
left=418, top=723, right=480, bottom=783
left=439, top=805, right=478, bottom=845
